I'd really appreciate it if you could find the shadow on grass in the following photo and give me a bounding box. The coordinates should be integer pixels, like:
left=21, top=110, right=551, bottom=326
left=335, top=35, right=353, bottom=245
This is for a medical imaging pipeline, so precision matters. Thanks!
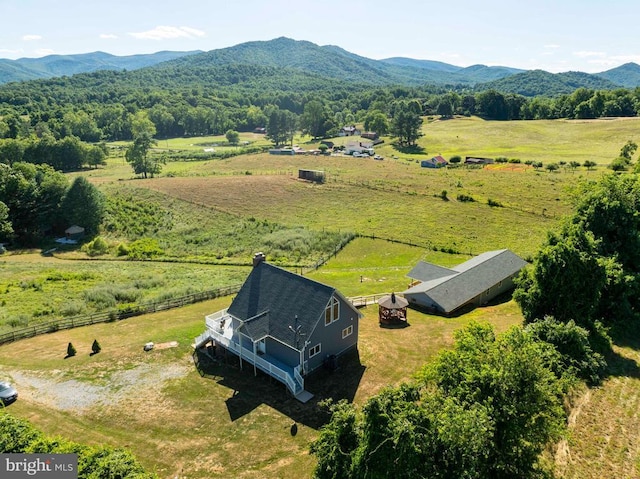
left=193, top=347, right=364, bottom=429
left=393, top=144, right=426, bottom=155
left=603, top=321, right=640, bottom=380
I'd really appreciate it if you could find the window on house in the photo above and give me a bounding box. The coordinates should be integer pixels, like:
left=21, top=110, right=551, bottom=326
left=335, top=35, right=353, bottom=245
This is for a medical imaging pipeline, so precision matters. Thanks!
left=325, top=296, right=340, bottom=326
left=309, top=343, right=321, bottom=358
left=342, top=325, right=353, bottom=339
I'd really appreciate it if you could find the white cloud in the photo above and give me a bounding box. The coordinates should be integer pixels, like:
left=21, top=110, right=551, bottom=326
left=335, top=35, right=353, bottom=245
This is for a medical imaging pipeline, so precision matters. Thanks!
left=0, top=48, right=23, bottom=55
left=34, top=48, right=55, bottom=56
left=587, top=54, right=640, bottom=67
left=544, top=44, right=560, bottom=49
left=129, top=26, right=206, bottom=41
left=100, top=33, right=118, bottom=39
left=573, top=51, right=606, bottom=58
left=22, top=34, right=42, bottom=41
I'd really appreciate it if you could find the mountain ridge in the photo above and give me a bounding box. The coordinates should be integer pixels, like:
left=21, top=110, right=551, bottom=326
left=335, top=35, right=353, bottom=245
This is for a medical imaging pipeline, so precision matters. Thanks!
left=0, top=37, right=638, bottom=92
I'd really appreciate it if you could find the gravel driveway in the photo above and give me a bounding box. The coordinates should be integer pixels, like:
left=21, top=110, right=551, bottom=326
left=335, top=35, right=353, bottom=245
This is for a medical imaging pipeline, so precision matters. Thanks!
left=7, top=362, right=190, bottom=411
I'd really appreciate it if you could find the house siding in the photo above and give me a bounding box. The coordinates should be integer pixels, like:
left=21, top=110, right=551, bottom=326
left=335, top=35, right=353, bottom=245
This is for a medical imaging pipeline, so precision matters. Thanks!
left=265, top=337, right=299, bottom=369
left=305, top=295, right=359, bottom=373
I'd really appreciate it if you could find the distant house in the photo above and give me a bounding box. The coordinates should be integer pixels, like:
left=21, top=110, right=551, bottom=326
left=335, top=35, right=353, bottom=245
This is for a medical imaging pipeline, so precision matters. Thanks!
left=344, top=142, right=374, bottom=156
left=361, top=131, right=379, bottom=140
left=64, top=225, right=85, bottom=241
left=403, top=249, right=527, bottom=316
left=421, top=156, right=448, bottom=168
left=465, top=156, right=494, bottom=165
left=253, top=127, right=266, bottom=134
left=339, top=125, right=361, bottom=137
left=195, top=253, right=362, bottom=401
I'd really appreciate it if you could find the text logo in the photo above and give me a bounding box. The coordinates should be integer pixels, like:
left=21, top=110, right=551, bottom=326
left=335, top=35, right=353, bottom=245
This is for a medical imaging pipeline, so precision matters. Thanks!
left=0, top=454, right=77, bottom=478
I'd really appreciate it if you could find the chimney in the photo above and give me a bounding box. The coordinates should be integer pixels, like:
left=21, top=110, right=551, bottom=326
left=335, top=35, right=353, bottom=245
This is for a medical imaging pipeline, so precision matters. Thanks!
left=253, top=252, right=266, bottom=267
left=391, top=292, right=396, bottom=304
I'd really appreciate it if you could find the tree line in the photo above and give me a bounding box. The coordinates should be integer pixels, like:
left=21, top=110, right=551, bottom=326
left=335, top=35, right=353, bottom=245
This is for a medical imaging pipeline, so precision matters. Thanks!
left=2, top=67, right=640, bottom=149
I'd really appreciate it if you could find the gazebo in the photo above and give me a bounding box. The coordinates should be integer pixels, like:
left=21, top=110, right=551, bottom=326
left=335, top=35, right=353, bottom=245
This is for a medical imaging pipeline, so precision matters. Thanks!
left=378, top=293, right=409, bottom=325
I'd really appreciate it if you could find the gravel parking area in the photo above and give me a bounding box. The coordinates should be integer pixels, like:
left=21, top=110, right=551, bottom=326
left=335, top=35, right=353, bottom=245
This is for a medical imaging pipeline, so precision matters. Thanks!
left=7, top=362, right=190, bottom=411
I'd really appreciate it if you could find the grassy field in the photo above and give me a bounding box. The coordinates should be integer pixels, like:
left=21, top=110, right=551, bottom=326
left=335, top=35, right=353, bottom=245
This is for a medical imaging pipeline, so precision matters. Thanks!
left=0, top=262, right=524, bottom=479
left=2, top=117, right=640, bottom=477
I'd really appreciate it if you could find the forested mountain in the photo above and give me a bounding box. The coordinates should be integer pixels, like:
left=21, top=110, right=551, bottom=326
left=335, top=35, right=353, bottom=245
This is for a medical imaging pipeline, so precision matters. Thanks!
left=2, top=37, right=638, bottom=92
left=0, top=50, right=201, bottom=84
left=477, top=69, right=621, bottom=97
left=380, top=57, right=462, bottom=73
left=596, top=62, right=640, bottom=88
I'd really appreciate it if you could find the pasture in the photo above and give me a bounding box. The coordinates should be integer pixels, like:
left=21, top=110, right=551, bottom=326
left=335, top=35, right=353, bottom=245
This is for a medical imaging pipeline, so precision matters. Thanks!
left=2, top=117, right=640, bottom=478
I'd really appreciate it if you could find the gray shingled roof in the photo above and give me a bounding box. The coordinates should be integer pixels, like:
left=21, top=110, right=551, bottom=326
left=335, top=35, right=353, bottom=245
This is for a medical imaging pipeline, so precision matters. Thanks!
left=228, top=262, right=337, bottom=350
left=403, top=250, right=527, bottom=313
left=407, top=261, right=457, bottom=282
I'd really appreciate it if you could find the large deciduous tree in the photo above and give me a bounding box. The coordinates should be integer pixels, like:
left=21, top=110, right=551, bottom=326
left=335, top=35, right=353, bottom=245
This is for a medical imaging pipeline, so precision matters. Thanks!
left=515, top=173, right=640, bottom=329
left=266, top=107, right=297, bottom=147
left=125, top=112, right=162, bottom=178
left=390, top=102, right=422, bottom=146
left=301, top=100, right=332, bottom=139
left=61, top=176, right=105, bottom=237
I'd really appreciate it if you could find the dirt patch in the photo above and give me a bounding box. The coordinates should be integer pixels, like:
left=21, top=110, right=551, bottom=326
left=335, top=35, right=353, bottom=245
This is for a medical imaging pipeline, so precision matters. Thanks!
left=7, top=362, right=190, bottom=412
left=153, top=341, right=179, bottom=350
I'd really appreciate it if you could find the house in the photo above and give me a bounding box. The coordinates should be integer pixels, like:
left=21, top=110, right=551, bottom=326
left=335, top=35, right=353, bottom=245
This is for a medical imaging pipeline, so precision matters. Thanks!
left=195, top=253, right=362, bottom=401
left=421, top=156, right=448, bottom=168
left=361, top=131, right=379, bottom=140
left=402, top=249, right=527, bottom=316
left=64, top=225, right=85, bottom=241
left=339, top=125, right=361, bottom=137
left=253, top=127, right=266, bottom=134
left=344, top=142, right=374, bottom=156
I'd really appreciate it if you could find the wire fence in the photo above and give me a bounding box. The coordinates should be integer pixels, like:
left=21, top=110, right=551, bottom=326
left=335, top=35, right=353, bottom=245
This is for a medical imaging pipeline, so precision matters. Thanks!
left=0, top=284, right=241, bottom=347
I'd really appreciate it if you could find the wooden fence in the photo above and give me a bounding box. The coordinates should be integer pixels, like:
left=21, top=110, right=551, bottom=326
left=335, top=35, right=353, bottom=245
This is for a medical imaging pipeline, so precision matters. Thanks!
left=0, top=284, right=241, bottom=347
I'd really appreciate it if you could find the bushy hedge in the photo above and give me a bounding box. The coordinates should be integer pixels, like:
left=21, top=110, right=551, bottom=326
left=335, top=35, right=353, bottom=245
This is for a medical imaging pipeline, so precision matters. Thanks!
left=0, top=412, right=156, bottom=478
left=312, top=322, right=569, bottom=479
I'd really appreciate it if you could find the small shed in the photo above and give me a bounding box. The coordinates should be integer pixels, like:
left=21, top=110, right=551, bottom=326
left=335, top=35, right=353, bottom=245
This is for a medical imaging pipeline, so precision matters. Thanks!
left=65, top=225, right=85, bottom=241
left=378, top=293, right=409, bottom=325
left=298, top=169, right=326, bottom=183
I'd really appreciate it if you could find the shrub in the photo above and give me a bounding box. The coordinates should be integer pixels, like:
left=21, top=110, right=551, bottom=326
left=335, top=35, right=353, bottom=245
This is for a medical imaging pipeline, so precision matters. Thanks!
left=449, top=156, right=461, bottom=164
left=127, top=238, right=164, bottom=260
left=487, top=198, right=503, bottom=207
left=456, top=194, right=475, bottom=202
left=116, top=243, right=129, bottom=256
left=609, top=157, right=629, bottom=171
left=91, top=339, right=102, bottom=354
left=525, top=317, right=607, bottom=385
left=82, top=236, right=109, bottom=257
left=67, top=342, right=76, bottom=357
left=508, top=158, right=521, bottom=164
left=495, top=156, right=508, bottom=163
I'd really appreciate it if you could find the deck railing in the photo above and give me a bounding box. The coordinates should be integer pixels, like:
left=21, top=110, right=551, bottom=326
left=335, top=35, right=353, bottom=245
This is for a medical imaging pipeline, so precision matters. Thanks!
left=197, top=317, right=302, bottom=395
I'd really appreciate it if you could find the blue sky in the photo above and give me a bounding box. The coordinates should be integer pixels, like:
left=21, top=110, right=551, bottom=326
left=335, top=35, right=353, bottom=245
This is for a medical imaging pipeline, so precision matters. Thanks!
left=1, top=0, right=638, bottom=73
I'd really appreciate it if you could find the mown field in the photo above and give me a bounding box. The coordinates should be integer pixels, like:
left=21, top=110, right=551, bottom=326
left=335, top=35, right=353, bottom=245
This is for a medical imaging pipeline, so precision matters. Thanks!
left=2, top=116, right=640, bottom=478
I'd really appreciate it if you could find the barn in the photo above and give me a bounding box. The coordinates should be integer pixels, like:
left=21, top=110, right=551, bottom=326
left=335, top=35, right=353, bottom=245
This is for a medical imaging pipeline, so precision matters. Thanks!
left=403, top=249, right=527, bottom=315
